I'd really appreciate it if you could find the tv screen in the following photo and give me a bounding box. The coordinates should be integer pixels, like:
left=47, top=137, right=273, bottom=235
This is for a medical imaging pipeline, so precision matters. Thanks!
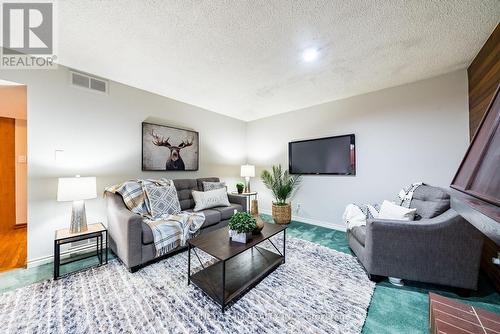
left=289, top=134, right=355, bottom=175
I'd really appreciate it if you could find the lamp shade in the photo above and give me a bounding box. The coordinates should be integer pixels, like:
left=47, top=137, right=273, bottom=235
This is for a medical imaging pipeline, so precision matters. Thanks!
left=57, top=177, right=97, bottom=202
left=240, top=165, right=255, bottom=177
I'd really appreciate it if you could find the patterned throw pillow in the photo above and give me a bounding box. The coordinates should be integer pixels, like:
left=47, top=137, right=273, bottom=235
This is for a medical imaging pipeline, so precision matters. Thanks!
left=202, top=181, right=226, bottom=191
left=192, top=188, right=230, bottom=212
left=144, top=184, right=181, bottom=219
left=105, top=178, right=174, bottom=216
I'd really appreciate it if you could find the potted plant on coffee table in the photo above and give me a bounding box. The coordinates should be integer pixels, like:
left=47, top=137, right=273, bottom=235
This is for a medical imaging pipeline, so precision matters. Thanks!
left=229, top=212, right=257, bottom=243
left=261, top=164, right=301, bottom=225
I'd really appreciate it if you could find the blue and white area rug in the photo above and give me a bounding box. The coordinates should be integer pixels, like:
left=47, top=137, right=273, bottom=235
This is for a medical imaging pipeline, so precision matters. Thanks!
left=0, top=237, right=375, bottom=333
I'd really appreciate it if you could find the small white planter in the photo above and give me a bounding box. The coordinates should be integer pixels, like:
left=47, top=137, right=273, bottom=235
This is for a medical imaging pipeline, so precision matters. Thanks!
left=229, top=230, right=252, bottom=243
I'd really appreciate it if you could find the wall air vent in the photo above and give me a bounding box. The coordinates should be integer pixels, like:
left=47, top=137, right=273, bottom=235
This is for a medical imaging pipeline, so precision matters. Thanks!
left=70, top=70, right=108, bottom=94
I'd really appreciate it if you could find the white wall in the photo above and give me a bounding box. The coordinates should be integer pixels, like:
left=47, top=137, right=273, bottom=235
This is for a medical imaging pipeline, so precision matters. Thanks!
left=246, top=70, right=469, bottom=230
left=0, top=66, right=247, bottom=265
left=0, top=67, right=469, bottom=264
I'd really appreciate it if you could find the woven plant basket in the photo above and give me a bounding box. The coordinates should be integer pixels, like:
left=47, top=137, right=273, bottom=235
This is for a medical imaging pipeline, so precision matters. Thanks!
left=272, top=203, right=291, bottom=225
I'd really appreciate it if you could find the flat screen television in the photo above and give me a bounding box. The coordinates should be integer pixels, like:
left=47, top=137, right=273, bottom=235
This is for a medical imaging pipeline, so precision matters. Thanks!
left=288, top=134, right=355, bottom=175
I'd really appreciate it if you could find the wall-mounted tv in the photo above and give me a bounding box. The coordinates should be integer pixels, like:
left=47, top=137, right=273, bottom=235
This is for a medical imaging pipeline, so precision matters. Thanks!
left=289, top=134, right=355, bottom=175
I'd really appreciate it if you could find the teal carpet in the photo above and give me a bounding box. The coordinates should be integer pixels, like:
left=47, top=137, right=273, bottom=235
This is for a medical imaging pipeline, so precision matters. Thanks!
left=1, top=216, right=499, bottom=333
left=260, top=215, right=500, bottom=333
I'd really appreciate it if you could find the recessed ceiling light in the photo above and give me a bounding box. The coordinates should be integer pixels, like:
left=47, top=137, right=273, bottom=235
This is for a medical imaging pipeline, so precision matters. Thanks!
left=302, top=48, right=319, bottom=62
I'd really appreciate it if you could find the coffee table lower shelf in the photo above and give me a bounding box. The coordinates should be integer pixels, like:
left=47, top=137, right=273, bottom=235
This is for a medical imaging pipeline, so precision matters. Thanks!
left=189, top=246, right=283, bottom=311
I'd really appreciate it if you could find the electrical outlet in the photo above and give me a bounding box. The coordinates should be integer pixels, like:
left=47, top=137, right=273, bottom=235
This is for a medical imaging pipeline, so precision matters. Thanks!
left=295, top=203, right=301, bottom=214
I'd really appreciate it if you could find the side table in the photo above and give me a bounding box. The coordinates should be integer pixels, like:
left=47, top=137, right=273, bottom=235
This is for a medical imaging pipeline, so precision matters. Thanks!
left=54, top=223, right=108, bottom=279
left=231, top=191, right=258, bottom=212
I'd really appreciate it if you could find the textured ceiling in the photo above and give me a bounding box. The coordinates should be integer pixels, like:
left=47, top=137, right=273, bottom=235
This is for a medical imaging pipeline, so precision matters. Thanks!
left=57, top=1, right=500, bottom=121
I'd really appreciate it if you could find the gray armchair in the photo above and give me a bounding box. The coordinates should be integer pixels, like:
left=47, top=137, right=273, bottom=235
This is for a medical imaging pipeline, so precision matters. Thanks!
left=347, top=185, right=484, bottom=290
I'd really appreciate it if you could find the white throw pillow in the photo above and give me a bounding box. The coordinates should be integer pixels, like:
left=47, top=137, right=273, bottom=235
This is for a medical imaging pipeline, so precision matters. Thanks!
left=378, top=200, right=417, bottom=221
left=192, top=187, right=230, bottom=212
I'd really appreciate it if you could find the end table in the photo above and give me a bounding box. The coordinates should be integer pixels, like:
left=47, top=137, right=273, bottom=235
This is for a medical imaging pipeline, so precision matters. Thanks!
left=231, top=191, right=257, bottom=212
left=54, top=223, right=108, bottom=279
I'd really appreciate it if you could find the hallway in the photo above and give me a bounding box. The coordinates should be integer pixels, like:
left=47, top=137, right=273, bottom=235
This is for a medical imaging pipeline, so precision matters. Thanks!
left=0, top=226, right=27, bottom=272
left=0, top=84, right=28, bottom=273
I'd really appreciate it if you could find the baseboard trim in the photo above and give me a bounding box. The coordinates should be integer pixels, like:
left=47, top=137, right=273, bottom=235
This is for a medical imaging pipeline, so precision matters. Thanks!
left=260, top=210, right=346, bottom=232
left=27, top=214, right=345, bottom=268
left=27, top=244, right=101, bottom=268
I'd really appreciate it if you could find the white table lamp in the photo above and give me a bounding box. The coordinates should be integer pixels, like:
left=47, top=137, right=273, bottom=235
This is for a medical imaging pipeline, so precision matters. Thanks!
left=240, top=165, right=255, bottom=193
left=57, top=176, right=97, bottom=233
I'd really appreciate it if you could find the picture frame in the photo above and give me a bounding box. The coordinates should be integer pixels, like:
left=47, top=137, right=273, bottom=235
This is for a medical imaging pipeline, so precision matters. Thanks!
left=142, top=122, right=199, bottom=171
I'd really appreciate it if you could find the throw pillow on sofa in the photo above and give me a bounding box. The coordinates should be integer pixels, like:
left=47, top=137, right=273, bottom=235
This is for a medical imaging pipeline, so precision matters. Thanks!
left=378, top=200, right=417, bottom=221
left=192, top=187, right=230, bottom=211
left=144, top=184, right=181, bottom=219
left=202, top=181, right=226, bottom=191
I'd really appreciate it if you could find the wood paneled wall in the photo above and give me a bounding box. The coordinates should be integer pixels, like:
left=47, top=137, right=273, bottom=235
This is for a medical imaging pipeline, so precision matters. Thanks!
left=468, top=23, right=499, bottom=139
left=0, top=117, right=16, bottom=233
left=467, top=24, right=500, bottom=292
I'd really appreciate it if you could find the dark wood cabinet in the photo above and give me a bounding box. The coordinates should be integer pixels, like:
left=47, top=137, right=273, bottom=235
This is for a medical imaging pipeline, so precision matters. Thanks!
left=453, top=85, right=500, bottom=202
left=451, top=85, right=500, bottom=292
left=451, top=85, right=500, bottom=244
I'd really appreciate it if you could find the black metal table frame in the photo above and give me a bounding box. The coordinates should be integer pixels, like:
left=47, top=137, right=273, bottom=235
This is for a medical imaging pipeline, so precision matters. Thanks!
left=53, top=229, right=108, bottom=280
left=187, top=228, right=286, bottom=312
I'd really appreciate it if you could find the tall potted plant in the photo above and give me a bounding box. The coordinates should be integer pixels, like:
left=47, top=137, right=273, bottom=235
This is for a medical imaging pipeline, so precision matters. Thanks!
left=261, top=165, right=301, bottom=225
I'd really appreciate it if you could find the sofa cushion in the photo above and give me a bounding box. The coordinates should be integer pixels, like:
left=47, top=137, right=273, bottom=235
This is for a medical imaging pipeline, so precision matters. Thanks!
left=213, top=203, right=244, bottom=220
left=186, top=208, right=222, bottom=228
left=196, top=177, right=220, bottom=191
left=350, top=226, right=366, bottom=246
left=173, top=179, right=198, bottom=210
left=142, top=208, right=223, bottom=244
left=410, top=185, right=450, bottom=219
left=142, top=222, right=154, bottom=245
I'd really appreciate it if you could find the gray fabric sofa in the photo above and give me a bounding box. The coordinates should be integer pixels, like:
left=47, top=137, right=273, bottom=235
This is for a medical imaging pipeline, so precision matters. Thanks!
left=106, top=177, right=246, bottom=272
left=347, top=185, right=484, bottom=290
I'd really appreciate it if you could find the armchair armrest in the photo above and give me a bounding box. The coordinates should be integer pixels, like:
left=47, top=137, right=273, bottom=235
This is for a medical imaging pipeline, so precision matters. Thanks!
left=228, top=194, right=247, bottom=212
left=364, top=209, right=483, bottom=289
left=106, top=192, right=143, bottom=269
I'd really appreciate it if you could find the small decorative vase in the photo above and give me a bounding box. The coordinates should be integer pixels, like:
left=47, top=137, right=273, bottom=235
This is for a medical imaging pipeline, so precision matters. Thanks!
left=251, top=199, right=264, bottom=233
left=253, top=217, right=265, bottom=234
left=237, top=188, right=243, bottom=194
left=229, top=230, right=252, bottom=243
left=250, top=199, right=258, bottom=215
left=272, top=203, right=291, bottom=225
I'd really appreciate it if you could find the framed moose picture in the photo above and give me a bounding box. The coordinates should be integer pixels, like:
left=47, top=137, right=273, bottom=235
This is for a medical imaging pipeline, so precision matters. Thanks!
left=142, top=122, right=199, bottom=171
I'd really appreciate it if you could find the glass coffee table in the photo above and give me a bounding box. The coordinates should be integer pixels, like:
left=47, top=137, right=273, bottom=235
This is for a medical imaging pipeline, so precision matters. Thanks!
left=187, top=222, right=286, bottom=311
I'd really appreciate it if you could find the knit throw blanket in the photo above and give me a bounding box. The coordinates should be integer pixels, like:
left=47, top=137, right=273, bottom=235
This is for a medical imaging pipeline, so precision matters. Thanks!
left=395, top=182, right=424, bottom=208
left=105, top=178, right=173, bottom=217
left=343, top=182, right=424, bottom=230
left=143, top=212, right=205, bottom=257
left=105, top=179, right=205, bottom=257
